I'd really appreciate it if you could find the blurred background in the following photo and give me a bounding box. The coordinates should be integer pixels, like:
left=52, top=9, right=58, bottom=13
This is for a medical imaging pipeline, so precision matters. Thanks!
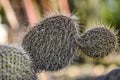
left=0, top=0, right=120, bottom=80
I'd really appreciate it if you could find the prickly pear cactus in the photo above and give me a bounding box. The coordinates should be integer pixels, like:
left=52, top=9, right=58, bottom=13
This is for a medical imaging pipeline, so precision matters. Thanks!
left=78, top=27, right=117, bottom=58
left=22, top=15, right=79, bottom=72
left=0, top=45, right=35, bottom=80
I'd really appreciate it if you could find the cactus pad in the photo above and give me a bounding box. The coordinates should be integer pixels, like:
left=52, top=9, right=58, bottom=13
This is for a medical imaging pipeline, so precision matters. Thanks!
left=78, top=27, right=117, bottom=58
left=22, top=15, right=78, bottom=72
left=0, top=45, right=35, bottom=80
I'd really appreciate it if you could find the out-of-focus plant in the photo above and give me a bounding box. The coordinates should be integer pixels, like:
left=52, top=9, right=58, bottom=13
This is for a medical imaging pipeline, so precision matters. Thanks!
left=100, top=0, right=120, bottom=45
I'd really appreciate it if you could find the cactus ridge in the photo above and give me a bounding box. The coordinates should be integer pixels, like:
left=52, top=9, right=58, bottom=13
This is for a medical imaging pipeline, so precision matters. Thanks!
left=22, top=15, right=78, bottom=72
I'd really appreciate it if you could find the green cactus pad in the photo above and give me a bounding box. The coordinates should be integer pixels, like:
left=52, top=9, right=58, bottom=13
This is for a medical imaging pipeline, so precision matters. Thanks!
left=0, top=45, right=35, bottom=80
left=22, top=15, right=78, bottom=72
left=78, top=27, right=117, bottom=58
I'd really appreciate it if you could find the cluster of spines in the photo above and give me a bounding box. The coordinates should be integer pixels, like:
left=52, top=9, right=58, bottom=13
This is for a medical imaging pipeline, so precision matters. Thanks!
left=0, top=45, right=36, bottom=80
left=22, top=14, right=118, bottom=72
left=22, top=14, right=79, bottom=73
left=0, top=13, right=118, bottom=80
left=77, top=26, right=117, bottom=59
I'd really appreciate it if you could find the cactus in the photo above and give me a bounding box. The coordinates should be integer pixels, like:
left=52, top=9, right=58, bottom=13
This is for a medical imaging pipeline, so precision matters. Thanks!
left=0, top=45, right=36, bottom=80
left=77, top=27, right=117, bottom=58
left=22, top=14, right=79, bottom=72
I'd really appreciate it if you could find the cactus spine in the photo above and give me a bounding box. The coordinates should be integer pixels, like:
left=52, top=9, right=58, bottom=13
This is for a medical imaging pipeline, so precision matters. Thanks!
left=0, top=45, right=36, bottom=80
left=77, top=27, right=117, bottom=58
left=22, top=14, right=79, bottom=72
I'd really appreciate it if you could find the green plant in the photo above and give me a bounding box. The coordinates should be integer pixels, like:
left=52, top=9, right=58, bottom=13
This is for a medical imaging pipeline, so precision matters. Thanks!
left=0, top=45, right=36, bottom=80
left=22, top=14, right=79, bottom=72
left=77, top=27, right=117, bottom=58
left=0, top=13, right=118, bottom=80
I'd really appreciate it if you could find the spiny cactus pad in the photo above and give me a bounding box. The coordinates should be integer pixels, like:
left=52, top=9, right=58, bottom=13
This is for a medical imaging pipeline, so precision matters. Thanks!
left=78, top=27, right=117, bottom=58
left=0, top=45, right=35, bottom=80
left=22, top=15, right=78, bottom=72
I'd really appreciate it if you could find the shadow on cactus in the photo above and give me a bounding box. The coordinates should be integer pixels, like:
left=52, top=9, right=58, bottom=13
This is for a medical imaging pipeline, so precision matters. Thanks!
left=77, top=26, right=117, bottom=59
left=0, top=45, right=36, bottom=80
left=22, top=14, right=79, bottom=73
